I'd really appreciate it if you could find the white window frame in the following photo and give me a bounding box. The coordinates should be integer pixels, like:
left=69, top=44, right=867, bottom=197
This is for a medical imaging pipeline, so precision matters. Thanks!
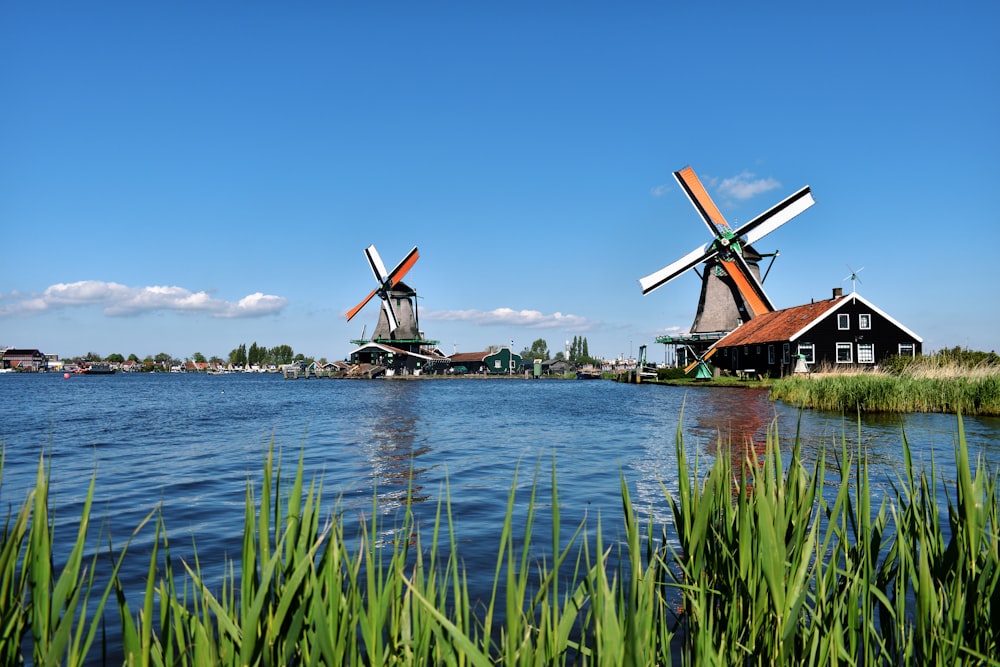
left=797, top=342, right=815, bottom=364
left=898, top=343, right=915, bottom=357
left=782, top=343, right=790, bottom=364
left=494, top=359, right=502, bottom=369
left=857, top=342, right=875, bottom=364
left=836, top=342, right=853, bottom=363
left=858, top=313, right=871, bottom=330
left=838, top=313, right=850, bottom=330
left=768, top=345, right=775, bottom=364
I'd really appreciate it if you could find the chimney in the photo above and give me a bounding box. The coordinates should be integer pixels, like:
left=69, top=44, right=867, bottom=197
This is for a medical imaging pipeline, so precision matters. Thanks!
left=832, top=287, right=843, bottom=298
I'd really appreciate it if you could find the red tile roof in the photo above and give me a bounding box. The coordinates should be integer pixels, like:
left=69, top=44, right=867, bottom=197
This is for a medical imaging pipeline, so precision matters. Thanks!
left=449, top=351, right=490, bottom=362
left=716, top=295, right=848, bottom=347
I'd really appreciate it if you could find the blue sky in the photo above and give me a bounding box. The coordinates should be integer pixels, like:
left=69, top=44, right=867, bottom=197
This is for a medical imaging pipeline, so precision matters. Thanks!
left=2, top=2, right=997, bottom=362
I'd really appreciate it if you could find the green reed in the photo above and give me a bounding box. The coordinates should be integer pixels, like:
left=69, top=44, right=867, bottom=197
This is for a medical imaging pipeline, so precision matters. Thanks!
left=1, top=416, right=998, bottom=665
left=769, top=373, right=1000, bottom=415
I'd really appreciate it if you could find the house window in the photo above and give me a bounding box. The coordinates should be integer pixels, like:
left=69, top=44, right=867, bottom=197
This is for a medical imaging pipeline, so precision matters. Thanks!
left=797, top=343, right=815, bottom=364
left=859, top=313, right=871, bottom=330
left=756, top=346, right=761, bottom=355
left=899, top=343, right=915, bottom=357
left=782, top=343, right=790, bottom=364
left=494, top=360, right=501, bottom=369
left=858, top=343, right=875, bottom=364
left=768, top=345, right=775, bottom=364
left=836, top=342, right=853, bottom=363
left=838, top=313, right=850, bottom=330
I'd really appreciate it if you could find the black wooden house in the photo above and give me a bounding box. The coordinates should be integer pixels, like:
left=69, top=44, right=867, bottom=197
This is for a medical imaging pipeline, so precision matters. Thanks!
left=713, top=288, right=922, bottom=377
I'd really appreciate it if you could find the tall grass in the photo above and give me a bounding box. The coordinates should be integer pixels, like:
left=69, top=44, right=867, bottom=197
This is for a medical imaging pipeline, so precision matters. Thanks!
left=770, top=372, right=1000, bottom=415
left=771, top=353, right=1000, bottom=415
left=1, top=419, right=998, bottom=665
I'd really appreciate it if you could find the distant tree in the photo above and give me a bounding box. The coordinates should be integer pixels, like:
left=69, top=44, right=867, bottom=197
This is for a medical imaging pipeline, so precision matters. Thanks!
left=85, top=351, right=102, bottom=362
left=248, top=342, right=262, bottom=366
left=229, top=344, right=247, bottom=366
left=127, top=353, right=140, bottom=362
left=269, top=344, right=294, bottom=365
left=527, top=338, right=550, bottom=360
left=554, top=351, right=565, bottom=361
left=209, top=355, right=224, bottom=365
left=106, top=353, right=125, bottom=363
left=192, top=352, right=207, bottom=364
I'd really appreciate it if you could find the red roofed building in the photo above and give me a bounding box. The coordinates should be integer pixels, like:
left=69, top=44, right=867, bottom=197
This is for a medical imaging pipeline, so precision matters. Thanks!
left=713, top=288, right=922, bottom=377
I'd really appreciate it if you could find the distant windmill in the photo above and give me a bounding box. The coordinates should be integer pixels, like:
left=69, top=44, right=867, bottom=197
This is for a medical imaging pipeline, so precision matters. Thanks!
left=346, top=244, right=421, bottom=342
left=844, top=265, right=864, bottom=293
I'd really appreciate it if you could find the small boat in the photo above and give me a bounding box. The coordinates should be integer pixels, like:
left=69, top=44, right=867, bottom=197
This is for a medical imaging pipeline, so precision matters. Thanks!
left=576, top=370, right=602, bottom=380
left=78, top=363, right=116, bottom=375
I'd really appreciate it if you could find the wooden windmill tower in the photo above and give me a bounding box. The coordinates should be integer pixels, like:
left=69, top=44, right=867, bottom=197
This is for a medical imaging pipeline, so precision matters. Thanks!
left=639, top=166, right=815, bottom=369
left=346, top=244, right=426, bottom=350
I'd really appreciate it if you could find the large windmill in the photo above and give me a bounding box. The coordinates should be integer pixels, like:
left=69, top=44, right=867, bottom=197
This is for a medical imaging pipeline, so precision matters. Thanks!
left=346, top=244, right=423, bottom=346
left=640, top=166, right=815, bottom=365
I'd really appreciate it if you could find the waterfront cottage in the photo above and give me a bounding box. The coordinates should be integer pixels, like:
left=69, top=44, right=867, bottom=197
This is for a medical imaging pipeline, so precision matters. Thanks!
left=1, top=348, right=47, bottom=371
left=713, top=288, right=922, bottom=377
left=446, top=347, right=523, bottom=375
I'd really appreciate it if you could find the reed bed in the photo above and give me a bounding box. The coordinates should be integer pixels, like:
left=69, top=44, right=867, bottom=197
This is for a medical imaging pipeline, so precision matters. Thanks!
left=2, top=418, right=999, bottom=665
left=769, top=373, right=1000, bottom=415
left=770, top=358, right=1000, bottom=415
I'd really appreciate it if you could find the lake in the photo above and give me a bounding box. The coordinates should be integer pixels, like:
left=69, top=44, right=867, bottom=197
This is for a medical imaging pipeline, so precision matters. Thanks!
left=2, top=372, right=999, bottom=660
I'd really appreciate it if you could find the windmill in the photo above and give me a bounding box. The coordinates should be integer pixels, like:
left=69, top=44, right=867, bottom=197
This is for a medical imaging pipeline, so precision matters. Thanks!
left=346, top=244, right=422, bottom=344
left=640, top=166, right=815, bottom=368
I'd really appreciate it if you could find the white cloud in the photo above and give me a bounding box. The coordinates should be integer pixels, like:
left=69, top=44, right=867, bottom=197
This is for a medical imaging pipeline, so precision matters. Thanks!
left=0, top=280, right=287, bottom=318
left=716, top=171, right=781, bottom=201
left=423, top=307, right=594, bottom=331
left=650, top=183, right=671, bottom=197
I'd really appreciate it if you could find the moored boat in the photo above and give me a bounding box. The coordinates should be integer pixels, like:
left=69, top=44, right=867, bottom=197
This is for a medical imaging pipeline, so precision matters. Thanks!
left=78, top=363, right=116, bottom=375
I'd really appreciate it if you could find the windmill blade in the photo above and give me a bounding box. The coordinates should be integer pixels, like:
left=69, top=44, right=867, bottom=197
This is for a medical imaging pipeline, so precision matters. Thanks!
left=737, top=186, right=815, bottom=246
left=674, top=166, right=731, bottom=236
left=364, top=244, right=390, bottom=283
left=346, top=287, right=379, bottom=322
left=723, top=251, right=775, bottom=315
left=381, top=297, right=400, bottom=334
left=386, top=246, right=419, bottom=287
left=639, top=243, right=719, bottom=295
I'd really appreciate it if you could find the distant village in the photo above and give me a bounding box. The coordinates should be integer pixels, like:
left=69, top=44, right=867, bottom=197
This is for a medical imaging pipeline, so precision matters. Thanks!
left=0, top=337, right=641, bottom=379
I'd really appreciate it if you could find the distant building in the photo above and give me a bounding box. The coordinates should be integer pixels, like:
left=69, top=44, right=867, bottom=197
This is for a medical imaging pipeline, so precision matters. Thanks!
left=713, top=288, right=922, bottom=376
left=349, top=341, right=447, bottom=376
left=2, top=348, right=47, bottom=372
left=446, top=347, right=522, bottom=375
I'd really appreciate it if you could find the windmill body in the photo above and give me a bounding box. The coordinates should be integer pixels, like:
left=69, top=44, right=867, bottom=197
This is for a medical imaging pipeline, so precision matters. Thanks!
left=640, top=165, right=815, bottom=370
left=370, top=280, right=420, bottom=342
left=690, top=244, right=765, bottom=333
